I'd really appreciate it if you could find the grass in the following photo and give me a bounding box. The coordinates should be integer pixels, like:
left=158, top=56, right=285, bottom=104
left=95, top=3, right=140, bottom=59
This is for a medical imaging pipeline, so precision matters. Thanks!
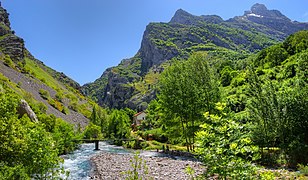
left=144, top=140, right=187, bottom=151
left=25, top=58, right=63, bottom=91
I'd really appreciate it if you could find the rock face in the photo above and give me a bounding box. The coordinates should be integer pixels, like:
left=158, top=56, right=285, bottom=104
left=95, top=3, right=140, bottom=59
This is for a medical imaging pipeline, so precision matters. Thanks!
left=82, top=3, right=308, bottom=110
left=101, top=71, right=134, bottom=109
left=17, top=99, right=38, bottom=123
left=229, top=3, right=308, bottom=40
left=139, top=23, right=180, bottom=74
left=0, top=5, right=25, bottom=62
left=0, top=35, right=25, bottom=62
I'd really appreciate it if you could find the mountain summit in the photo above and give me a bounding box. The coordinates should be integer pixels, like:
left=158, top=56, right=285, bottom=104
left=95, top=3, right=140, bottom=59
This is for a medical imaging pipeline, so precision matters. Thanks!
left=82, top=4, right=308, bottom=110
left=246, top=3, right=289, bottom=20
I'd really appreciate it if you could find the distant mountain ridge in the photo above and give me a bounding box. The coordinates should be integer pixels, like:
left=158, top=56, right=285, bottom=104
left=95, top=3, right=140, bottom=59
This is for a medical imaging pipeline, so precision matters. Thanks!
left=82, top=3, right=308, bottom=110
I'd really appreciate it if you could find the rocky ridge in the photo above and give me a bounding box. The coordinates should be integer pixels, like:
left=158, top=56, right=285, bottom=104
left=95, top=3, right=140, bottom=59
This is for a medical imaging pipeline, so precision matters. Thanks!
left=82, top=3, right=308, bottom=110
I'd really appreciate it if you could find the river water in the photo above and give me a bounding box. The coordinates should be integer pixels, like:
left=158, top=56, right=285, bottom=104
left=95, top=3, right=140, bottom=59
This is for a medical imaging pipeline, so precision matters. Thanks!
left=61, top=142, right=193, bottom=179
left=61, top=142, right=132, bottom=179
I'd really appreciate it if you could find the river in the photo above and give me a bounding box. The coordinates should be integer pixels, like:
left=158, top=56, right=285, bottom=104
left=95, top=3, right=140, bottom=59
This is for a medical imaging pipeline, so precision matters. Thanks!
left=61, top=142, right=199, bottom=179
left=61, top=142, right=132, bottom=179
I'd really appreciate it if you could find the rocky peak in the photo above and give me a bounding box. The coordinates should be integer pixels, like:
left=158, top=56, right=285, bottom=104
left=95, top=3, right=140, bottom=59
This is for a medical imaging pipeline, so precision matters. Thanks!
left=0, top=3, right=25, bottom=62
left=169, top=9, right=198, bottom=25
left=200, top=15, right=223, bottom=24
left=251, top=3, right=268, bottom=15
left=0, top=3, right=10, bottom=28
left=244, top=3, right=290, bottom=21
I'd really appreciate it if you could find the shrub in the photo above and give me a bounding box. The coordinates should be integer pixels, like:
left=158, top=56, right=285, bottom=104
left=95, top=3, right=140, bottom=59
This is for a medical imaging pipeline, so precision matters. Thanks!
left=196, top=109, right=259, bottom=179
left=62, top=106, right=69, bottom=115
left=298, top=164, right=308, bottom=176
left=83, top=122, right=102, bottom=139
left=3, top=55, right=15, bottom=68
left=39, top=89, right=50, bottom=100
left=55, top=92, right=64, bottom=102
left=53, top=119, right=78, bottom=154
left=121, top=151, right=150, bottom=179
left=0, top=163, right=30, bottom=180
left=68, top=101, right=79, bottom=112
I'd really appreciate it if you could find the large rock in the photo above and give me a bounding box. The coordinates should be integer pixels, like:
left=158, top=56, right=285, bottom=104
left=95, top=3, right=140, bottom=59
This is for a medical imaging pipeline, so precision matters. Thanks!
left=17, top=99, right=38, bottom=123
left=0, top=35, right=25, bottom=62
left=0, top=3, right=25, bottom=62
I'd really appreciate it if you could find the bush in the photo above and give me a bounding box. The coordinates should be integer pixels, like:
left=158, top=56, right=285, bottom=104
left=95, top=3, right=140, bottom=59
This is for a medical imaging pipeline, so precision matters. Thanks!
left=53, top=119, right=78, bottom=154
left=196, top=109, right=259, bottom=179
left=39, top=89, right=50, bottom=100
left=0, top=163, right=30, bottom=180
left=3, top=55, right=15, bottom=68
left=55, top=91, right=64, bottom=102
left=298, top=164, right=308, bottom=176
left=38, top=114, right=57, bottom=132
left=83, top=122, right=102, bottom=139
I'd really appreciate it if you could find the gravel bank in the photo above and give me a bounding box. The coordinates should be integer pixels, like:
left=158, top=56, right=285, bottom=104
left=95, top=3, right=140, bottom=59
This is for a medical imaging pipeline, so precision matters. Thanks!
left=90, top=152, right=205, bottom=179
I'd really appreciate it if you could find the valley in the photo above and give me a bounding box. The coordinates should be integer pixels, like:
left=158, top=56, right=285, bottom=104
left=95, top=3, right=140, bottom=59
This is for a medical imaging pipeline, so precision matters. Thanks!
left=0, top=2, right=307, bottom=179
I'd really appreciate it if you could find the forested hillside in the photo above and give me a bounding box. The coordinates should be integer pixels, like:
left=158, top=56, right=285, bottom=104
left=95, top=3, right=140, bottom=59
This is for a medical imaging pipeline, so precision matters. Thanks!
left=143, top=30, right=308, bottom=178
left=1, top=2, right=308, bottom=179
left=82, top=3, right=308, bottom=111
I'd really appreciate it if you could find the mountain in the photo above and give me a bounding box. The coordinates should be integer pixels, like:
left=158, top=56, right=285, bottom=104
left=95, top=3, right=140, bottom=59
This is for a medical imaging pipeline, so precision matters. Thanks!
left=0, top=4, right=92, bottom=128
left=82, top=3, right=308, bottom=110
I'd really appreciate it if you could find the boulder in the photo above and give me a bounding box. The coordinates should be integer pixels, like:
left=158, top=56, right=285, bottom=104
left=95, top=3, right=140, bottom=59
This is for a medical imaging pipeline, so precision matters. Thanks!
left=17, top=99, right=38, bottom=123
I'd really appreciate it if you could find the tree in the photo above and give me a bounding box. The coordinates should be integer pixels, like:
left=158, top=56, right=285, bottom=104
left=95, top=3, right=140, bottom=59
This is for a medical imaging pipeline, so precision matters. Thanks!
left=90, top=105, right=98, bottom=125
left=107, top=109, right=131, bottom=144
left=158, top=52, right=220, bottom=151
left=196, top=103, right=259, bottom=179
left=0, top=91, right=64, bottom=178
left=247, top=70, right=308, bottom=166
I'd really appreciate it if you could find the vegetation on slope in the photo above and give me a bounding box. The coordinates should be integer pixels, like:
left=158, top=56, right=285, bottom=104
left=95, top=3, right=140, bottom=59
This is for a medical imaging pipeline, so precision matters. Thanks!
left=141, top=30, right=308, bottom=178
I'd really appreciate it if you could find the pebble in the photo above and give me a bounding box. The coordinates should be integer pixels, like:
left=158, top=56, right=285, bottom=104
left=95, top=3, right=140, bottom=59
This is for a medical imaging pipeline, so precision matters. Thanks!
left=90, top=152, right=205, bottom=179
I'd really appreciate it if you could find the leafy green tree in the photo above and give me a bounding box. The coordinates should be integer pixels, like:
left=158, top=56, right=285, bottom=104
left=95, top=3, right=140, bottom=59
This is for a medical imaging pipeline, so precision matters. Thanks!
left=247, top=70, right=308, bottom=166
left=158, top=52, right=220, bottom=151
left=107, top=109, right=131, bottom=142
left=283, top=30, right=308, bottom=55
left=0, top=91, right=64, bottom=179
left=53, top=118, right=79, bottom=154
left=90, top=105, right=98, bottom=125
left=220, top=66, right=233, bottom=87
left=83, top=122, right=103, bottom=139
left=196, top=103, right=259, bottom=179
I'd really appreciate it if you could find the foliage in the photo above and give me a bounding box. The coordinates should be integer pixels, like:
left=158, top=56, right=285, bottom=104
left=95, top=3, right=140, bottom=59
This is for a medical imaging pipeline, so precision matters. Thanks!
left=158, top=52, right=220, bottom=151
left=3, top=55, right=15, bottom=68
left=247, top=70, right=308, bottom=166
left=107, top=109, right=131, bottom=143
left=52, top=118, right=79, bottom=154
left=83, top=122, right=103, bottom=139
left=0, top=92, right=66, bottom=178
left=196, top=105, right=259, bottom=179
left=39, top=88, right=50, bottom=100
left=298, top=164, right=308, bottom=176
left=185, top=165, right=196, bottom=180
left=0, top=162, right=30, bottom=180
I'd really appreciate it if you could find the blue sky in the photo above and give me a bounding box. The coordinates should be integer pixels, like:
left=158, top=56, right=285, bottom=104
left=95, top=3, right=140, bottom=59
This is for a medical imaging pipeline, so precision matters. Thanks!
left=2, top=0, right=308, bottom=85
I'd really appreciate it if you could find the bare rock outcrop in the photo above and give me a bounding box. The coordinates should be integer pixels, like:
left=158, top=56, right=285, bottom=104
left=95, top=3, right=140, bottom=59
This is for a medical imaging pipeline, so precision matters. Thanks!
left=17, top=99, right=38, bottom=123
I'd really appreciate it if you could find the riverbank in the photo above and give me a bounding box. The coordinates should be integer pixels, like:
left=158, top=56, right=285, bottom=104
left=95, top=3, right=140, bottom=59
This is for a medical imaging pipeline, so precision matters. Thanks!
left=90, top=151, right=205, bottom=179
